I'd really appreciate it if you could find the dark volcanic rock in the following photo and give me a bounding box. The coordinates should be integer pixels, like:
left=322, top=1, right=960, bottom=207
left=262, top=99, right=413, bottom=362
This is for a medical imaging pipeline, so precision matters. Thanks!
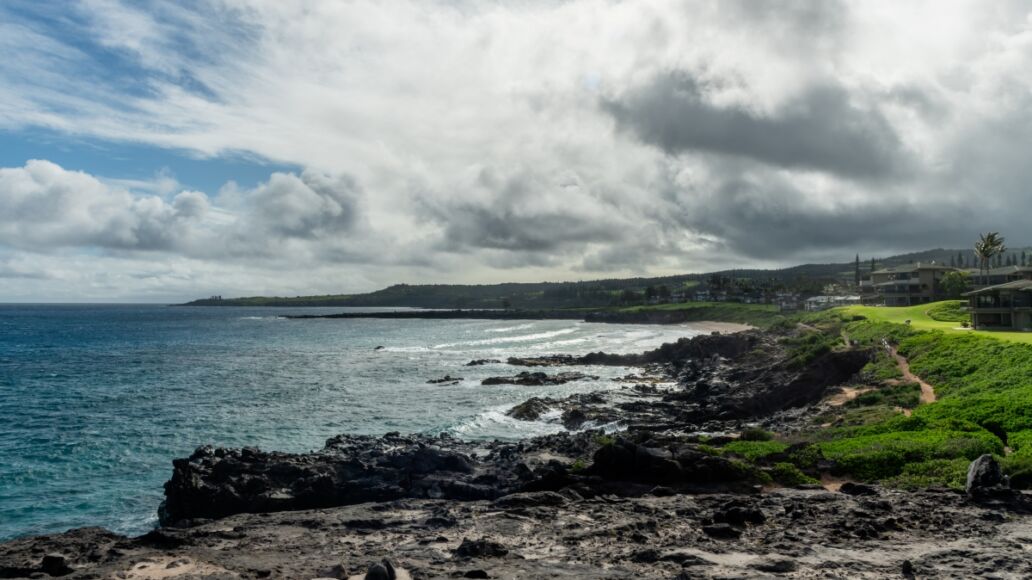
left=159, top=434, right=496, bottom=525
left=6, top=482, right=1032, bottom=578
left=584, top=438, right=760, bottom=492
left=454, top=537, right=509, bottom=558
left=702, top=523, right=742, bottom=539
left=481, top=371, right=598, bottom=386
left=967, top=454, right=1005, bottom=496
left=505, top=397, right=555, bottom=421
left=840, top=482, right=879, bottom=496
left=465, top=359, right=501, bottom=366
left=427, top=375, right=463, bottom=384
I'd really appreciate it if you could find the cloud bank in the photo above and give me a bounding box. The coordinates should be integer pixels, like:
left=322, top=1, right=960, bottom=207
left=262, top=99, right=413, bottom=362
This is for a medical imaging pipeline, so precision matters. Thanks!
left=1, top=0, right=1031, bottom=300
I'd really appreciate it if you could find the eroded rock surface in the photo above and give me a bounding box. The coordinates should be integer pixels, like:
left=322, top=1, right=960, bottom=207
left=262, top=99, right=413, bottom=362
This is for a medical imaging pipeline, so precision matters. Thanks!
left=6, top=487, right=1032, bottom=579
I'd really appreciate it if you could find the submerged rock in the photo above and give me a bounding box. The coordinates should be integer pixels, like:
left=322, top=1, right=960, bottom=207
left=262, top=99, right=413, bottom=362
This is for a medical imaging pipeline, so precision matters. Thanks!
left=427, top=375, right=463, bottom=384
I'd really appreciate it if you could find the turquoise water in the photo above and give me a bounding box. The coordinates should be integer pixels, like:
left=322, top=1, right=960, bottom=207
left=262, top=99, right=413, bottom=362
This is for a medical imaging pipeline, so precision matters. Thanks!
left=0, top=304, right=701, bottom=540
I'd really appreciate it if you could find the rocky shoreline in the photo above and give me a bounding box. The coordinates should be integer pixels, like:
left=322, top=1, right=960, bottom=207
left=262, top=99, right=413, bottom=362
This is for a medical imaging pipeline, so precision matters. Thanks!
left=5, top=326, right=1032, bottom=578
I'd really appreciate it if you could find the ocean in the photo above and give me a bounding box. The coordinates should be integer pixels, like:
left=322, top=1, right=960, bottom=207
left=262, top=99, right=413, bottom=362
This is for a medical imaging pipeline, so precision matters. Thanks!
left=0, top=304, right=706, bottom=541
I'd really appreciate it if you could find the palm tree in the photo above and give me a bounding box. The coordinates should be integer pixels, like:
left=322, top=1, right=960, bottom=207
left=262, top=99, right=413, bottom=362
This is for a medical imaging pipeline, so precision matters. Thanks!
left=974, top=232, right=1007, bottom=286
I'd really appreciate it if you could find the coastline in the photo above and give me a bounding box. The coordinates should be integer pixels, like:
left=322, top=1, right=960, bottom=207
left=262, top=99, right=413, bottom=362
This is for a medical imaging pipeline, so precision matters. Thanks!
left=4, top=319, right=1032, bottom=578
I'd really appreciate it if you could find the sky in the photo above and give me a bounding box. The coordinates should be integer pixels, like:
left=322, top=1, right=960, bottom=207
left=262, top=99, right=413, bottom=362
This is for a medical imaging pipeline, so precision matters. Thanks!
left=1, top=0, right=1031, bottom=302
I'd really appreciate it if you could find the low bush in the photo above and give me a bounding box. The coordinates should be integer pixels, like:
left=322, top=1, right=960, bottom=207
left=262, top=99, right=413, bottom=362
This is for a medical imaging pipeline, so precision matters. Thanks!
left=880, top=458, right=970, bottom=490
left=925, top=301, right=971, bottom=323
left=818, top=430, right=1002, bottom=480
left=1002, top=452, right=1032, bottom=489
left=859, top=349, right=904, bottom=382
left=721, top=440, right=788, bottom=461
left=769, top=462, right=819, bottom=486
left=848, top=382, right=921, bottom=409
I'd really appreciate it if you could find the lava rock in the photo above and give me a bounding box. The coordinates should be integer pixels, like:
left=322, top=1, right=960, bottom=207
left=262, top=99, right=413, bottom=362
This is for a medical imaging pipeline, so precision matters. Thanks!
left=454, top=537, right=509, bottom=558
left=702, top=523, right=742, bottom=539
left=481, top=371, right=598, bottom=386
left=427, top=375, right=463, bottom=384
left=505, top=397, right=553, bottom=421
left=967, top=454, right=1006, bottom=496
left=839, top=482, right=879, bottom=496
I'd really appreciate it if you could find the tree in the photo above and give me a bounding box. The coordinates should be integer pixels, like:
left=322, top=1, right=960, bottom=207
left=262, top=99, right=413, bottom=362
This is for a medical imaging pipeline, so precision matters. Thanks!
left=974, top=232, right=1007, bottom=285
left=870, top=257, right=877, bottom=274
left=940, top=271, right=971, bottom=298
left=854, top=254, right=861, bottom=287
left=957, top=251, right=965, bottom=268
left=644, top=286, right=657, bottom=302
left=657, top=285, right=671, bottom=301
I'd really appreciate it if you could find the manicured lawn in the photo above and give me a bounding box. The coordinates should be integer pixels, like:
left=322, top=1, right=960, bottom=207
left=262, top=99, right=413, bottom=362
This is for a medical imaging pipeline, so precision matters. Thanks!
left=838, top=302, right=1032, bottom=344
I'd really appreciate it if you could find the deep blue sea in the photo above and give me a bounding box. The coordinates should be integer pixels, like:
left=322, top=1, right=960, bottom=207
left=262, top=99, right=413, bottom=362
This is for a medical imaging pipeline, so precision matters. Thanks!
left=0, top=304, right=704, bottom=541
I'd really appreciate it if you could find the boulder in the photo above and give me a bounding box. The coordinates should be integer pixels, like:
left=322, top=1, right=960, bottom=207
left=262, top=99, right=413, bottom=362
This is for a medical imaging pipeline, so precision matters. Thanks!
left=454, top=537, right=509, bottom=558
left=506, top=397, right=553, bottom=421
left=966, top=454, right=1005, bottom=496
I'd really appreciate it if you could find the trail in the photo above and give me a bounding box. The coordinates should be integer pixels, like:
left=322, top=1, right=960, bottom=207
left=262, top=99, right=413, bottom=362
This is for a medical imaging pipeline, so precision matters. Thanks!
left=887, top=343, right=936, bottom=405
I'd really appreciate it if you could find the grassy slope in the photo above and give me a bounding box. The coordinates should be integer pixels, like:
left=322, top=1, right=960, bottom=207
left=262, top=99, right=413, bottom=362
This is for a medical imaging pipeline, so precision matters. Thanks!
left=840, top=302, right=1032, bottom=344
left=702, top=304, right=1032, bottom=490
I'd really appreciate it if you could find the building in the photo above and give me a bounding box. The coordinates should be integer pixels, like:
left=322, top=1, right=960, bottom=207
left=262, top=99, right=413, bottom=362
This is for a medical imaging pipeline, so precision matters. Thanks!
left=870, top=263, right=959, bottom=306
left=964, top=280, right=1032, bottom=330
left=970, top=265, right=1032, bottom=289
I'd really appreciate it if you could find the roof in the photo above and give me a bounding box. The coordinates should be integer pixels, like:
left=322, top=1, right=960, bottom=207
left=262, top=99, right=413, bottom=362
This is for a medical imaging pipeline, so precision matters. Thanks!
left=871, top=262, right=958, bottom=275
left=985, top=265, right=1032, bottom=276
left=872, top=280, right=919, bottom=287
left=963, top=279, right=1032, bottom=296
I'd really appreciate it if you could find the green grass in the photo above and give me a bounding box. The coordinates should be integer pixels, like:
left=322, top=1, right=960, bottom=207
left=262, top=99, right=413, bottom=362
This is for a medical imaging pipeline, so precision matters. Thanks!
left=926, top=301, right=971, bottom=323
left=691, top=305, right=1032, bottom=489
left=839, top=302, right=1032, bottom=344
left=617, top=301, right=786, bottom=328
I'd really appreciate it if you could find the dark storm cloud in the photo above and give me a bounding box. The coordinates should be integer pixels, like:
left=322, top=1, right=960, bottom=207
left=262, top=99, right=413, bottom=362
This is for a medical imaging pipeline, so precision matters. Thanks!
left=657, top=166, right=970, bottom=261
left=602, top=73, right=910, bottom=180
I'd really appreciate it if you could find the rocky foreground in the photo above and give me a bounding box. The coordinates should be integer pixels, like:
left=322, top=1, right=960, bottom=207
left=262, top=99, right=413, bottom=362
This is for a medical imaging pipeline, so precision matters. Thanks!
left=5, top=328, right=1032, bottom=578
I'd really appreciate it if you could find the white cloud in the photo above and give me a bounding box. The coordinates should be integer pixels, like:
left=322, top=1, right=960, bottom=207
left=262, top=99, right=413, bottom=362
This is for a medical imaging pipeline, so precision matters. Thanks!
left=1, top=0, right=1032, bottom=299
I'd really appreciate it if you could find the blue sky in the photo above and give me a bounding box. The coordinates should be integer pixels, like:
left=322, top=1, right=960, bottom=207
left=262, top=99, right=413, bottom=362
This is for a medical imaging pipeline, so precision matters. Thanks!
left=0, top=128, right=298, bottom=194
left=1, top=1, right=1031, bottom=301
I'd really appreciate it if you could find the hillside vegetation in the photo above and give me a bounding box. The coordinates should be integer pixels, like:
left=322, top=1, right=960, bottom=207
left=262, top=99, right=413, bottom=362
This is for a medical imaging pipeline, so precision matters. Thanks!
left=183, top=247, right=1014, bottom=310
left=710, top=304, right=1032, bottom=490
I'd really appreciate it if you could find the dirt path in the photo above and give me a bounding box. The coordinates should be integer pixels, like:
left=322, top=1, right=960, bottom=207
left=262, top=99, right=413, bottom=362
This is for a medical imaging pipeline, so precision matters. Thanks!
left=890, top=345, right=936, bottom=404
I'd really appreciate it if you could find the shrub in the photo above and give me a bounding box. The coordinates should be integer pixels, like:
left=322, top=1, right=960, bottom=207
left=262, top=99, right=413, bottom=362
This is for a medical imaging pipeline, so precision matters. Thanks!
left=818, top=430, right=1002, bottom=480
left=848, top=382, right=921, bottom=409
left=880, top=458, right=971, bottom=490
left=721, top=440, right=788, bottom=461
left=859, top=350, right=904, bottom=382
left=769, top=462, right=819, bottom=486
left=1002, top=452, right=1032, bottom=489
left=925, top=300, right=971, bottom=323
